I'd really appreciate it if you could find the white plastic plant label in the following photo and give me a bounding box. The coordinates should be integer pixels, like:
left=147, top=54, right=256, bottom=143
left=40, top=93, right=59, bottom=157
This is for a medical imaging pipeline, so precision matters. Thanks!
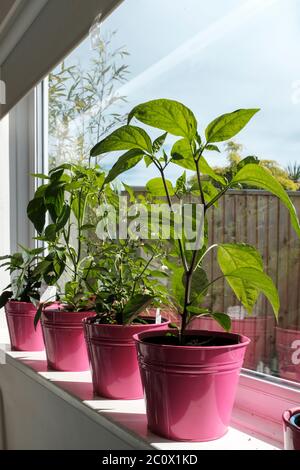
left=155, top=308, right=161, bottom=324
left=227, top=305, right=248, bottom=320
left=40, top=285, right=57, bottom=303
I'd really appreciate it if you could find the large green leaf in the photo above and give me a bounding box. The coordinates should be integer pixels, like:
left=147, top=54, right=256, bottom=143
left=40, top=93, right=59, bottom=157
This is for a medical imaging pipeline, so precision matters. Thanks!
left=44, top=224, right=57, bottom=242
left=44, top=256, right=65, bottom=285
left=225, top=267, right=279, bottom=318
left=171, top=138, right=195, bottom=170
left=90, top=125, right=152, bottom=156
left=189, top=266, right=209, bottom=305
left=231, top=164, right=300, bottom=238
left=218, top=243, right=263, bottom=271
left=218, top=243, right=263, bottom=313
left=170, top=265, right=185, bottom=308
left=209, top=312, right=231, bottom=332
left=205, top=109, right=259, bottom=143
left=128, top=99, right=197, bottom=140
left=105, top=149, right=144, bottom=184
left=44, top=181, right=65, bottom=223
left=27, top=197, right=46, bottom=234
left=56, top=204, right=71, bottom=231
left=146, top=177, right=175, bottom=197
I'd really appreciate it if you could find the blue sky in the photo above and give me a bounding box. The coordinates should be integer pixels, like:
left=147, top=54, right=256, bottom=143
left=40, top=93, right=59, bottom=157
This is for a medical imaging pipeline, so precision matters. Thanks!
left=55, top=0, right=300, bottom=184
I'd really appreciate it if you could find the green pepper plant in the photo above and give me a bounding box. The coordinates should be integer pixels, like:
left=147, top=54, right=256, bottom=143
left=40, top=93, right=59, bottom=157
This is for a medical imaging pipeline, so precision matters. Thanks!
left=90, top=99, right=300, bottom=342
left=0, top=246, right=44, bottom=308
left=27, top=162, right=170, bottom=326
left=27, top=163, right=111, bottom=324
left=85, top=237, right=170, bottom=325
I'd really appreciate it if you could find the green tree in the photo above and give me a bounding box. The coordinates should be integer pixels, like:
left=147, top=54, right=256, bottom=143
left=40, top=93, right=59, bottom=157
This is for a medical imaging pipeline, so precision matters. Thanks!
left=48, top=31, right=130, bottom=168
left=191, top=140, right=299, bottom=191
left=261, top=160, right=298, bottom=191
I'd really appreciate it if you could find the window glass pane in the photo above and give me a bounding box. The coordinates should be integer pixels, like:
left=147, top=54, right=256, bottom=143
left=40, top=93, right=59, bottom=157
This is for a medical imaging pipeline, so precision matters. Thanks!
left=47, top=0, right=300, bottom=384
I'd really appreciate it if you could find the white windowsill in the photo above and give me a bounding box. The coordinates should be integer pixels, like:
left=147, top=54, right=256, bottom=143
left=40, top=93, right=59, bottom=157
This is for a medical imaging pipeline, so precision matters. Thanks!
left=0, top=327, right=279, bottom=450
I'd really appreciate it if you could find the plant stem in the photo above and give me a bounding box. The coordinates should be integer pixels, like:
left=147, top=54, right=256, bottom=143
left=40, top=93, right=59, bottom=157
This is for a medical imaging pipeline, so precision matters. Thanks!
left=188, top=144, right=207, bottom=264
left=151, top=144, right=230, bottom=341
left=76, top=190, right=83, bottom=270
left=181, top=270, right=193, bottom=335
left=63, top=230, right=77, bottom=278
left=156, top=163, right=188, bottom=273
left=180, top=149, right=207, bottom=337
left=195, top=158, right=206, bottom=208
left=194, top=244, right=218, bottom=271
left=131, top=254, right=155, bottom=296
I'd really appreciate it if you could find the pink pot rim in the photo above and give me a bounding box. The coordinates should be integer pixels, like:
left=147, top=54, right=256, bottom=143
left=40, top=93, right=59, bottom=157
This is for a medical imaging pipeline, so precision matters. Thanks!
left=133, top=329, right=250, bottom=351
left=283, top=408, right=300, bottom=427
left=283, top=408, right=300, bottom=419
left=44, top=309, right=95, bottom=315
left=82, top=315, right=169, bottom=328
left=7, top=300, right=35, bottom=306
left=42, top=309, right=96, bottom=325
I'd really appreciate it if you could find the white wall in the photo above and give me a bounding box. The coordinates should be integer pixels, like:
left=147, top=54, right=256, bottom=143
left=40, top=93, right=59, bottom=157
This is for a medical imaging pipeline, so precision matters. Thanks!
left=0, top=356, right=148, bottom=450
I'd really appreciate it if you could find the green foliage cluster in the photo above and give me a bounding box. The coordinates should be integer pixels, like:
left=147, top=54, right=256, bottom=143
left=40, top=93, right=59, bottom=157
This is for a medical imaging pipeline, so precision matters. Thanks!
left=27, top=163, right=170, bottom=326
left=202, top=141, right=299, bottom=191
left=90, top=99, right=300, bottom=337
left=0, top=247, right=44, bottom=308
left=1, top=97, right=300, bottom=341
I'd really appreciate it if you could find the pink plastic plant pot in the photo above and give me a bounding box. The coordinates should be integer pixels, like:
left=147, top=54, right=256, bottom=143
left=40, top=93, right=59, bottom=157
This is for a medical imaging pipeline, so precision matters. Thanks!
left=282, top=408, right=300, bottom=450
left=276, top=327, right=300, bottom=383
left=4, top=301, right=44, bottom=351
left=134, top=329, right=250, bottom=441
left=83, top=316, right=170, bottom=399
left=188, top=316, right=274, bottom=370
left=41, top=308, right=96, bottom=371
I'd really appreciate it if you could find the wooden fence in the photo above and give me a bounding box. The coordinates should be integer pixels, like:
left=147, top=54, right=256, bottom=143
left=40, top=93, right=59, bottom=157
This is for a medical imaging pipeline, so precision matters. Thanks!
left=203, top=190, right=300, bottom=329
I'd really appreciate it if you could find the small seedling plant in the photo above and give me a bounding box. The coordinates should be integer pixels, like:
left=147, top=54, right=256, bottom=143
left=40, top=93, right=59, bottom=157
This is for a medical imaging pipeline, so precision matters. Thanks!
left=0, top=246, right=44, bottom=308
left=28, top=163, right=170, bottom=326
left=86, top=238, right=170, bottom=325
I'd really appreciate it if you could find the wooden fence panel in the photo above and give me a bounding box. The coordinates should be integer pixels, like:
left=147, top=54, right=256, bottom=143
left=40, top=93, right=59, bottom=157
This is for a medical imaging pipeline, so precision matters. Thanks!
left=206, top=191, right=300, bottom=330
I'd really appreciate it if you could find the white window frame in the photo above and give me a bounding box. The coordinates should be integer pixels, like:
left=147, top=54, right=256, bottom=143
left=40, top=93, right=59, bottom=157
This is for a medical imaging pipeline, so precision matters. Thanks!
left=5, top=77, right=300, bottom=448
left=8, top=82, right=47, bottom=252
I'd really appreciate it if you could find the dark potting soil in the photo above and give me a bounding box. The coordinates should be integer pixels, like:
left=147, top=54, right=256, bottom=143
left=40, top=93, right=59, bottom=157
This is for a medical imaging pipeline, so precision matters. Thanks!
left=144, top=333, right=240, bottom=347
